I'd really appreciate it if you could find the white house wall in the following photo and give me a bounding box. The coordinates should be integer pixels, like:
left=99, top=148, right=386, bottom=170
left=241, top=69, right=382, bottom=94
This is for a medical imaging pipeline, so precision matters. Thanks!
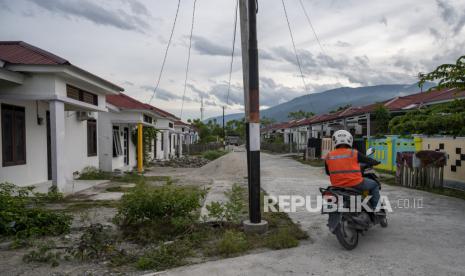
left=0, top=99, right=49, bottom=186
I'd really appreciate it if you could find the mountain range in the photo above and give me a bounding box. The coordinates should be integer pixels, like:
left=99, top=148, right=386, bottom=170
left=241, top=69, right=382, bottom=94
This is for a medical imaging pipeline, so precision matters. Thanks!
left=206, top=82, right=436, bottom=124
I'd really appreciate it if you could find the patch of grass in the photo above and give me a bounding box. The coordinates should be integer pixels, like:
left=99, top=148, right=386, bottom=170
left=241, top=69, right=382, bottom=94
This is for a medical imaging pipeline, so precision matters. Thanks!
left=78, top=166, right=112, bottom=180
left=135, top=240, right=193, bottom=271
left=213, top=230, right=249, bottom=257
left=419, top=187, right=465, bottom=201
left=202, top=150, right=228, bottom=161
left=292, top=156, right=325, bottom=167
left=62, top=200, right=120, bottom=212
left=264, top=228, right=299, bottom=249
left=23, top=241, right=63, bottom=267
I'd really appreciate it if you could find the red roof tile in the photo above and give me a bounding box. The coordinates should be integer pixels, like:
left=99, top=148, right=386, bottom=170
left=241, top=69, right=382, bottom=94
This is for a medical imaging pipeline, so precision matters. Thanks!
left=107, top=93, right=179, bottom=120
left=0, top=41, right=70, bottom=65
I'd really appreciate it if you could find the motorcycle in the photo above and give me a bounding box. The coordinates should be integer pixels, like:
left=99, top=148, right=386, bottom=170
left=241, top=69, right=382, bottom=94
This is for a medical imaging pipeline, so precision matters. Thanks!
left=319, top=147, right=388, bottom=250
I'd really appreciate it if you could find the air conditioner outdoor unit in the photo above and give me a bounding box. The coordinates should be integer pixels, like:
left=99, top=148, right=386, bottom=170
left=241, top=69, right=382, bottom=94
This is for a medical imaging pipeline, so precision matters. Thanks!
left=76, top=111, right=96, bottom=121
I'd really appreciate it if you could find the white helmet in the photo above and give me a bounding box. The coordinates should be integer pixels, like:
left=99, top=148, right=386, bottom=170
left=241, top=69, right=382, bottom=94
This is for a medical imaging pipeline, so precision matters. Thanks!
left=332, top=130, right=353, bottom=147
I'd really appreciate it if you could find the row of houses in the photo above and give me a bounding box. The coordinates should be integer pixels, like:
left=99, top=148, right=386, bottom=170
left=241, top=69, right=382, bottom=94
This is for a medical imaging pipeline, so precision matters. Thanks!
left=0, top=41, right=198, bottom=193
left=262, top=87, right=465, bottom=151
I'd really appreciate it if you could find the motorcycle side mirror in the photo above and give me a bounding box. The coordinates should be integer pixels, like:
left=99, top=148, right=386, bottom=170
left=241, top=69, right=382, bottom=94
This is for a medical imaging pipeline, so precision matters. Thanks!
left=366, top=147, right=375, bottom=156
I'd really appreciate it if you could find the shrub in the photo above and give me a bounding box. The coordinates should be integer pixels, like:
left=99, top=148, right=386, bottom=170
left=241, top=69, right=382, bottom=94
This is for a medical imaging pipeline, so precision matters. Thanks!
left=202, top=150, right=227, bottom=161
left=215, top=230, right=249, bottom=256
left=204, top=184, right=245, bottom=224
left=265, top=228, right=299, bottom=249
left=71, top=223, right=115, bottom=261
left=115, top=184, right=204, bottom=226
left=0, top=182, right=72, bottom=238
left=135, top=240, right=192, bottom=270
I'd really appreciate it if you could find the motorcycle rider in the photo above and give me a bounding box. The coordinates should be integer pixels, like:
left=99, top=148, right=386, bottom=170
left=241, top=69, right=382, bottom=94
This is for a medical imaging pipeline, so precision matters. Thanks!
left=324, top=130, right=381, bottom=211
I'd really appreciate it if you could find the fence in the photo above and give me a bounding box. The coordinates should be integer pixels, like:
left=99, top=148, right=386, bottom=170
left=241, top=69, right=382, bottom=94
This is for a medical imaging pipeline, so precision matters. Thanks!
left=261, top=143, right=292, bottom=153
left=397, top=151, right=447, bottom=188
left=366, top=136, right=422, bottom=171
left=183, top=142, right=223, bottom=155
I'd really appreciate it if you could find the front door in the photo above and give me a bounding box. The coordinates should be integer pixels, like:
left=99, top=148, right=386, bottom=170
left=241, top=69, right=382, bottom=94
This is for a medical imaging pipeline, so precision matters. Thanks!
left=46, top=111, right=52, bottom=180
left=123, top=127, right=129, bottom=166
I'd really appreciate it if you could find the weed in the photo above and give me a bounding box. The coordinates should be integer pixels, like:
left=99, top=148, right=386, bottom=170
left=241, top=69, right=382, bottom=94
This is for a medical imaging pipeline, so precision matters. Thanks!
left=23, top=241, right=63, bottom=267
left=204, top=184, right=246, bottom=224
left=115, top=184, right=204, bottom=226
left=214, top=230, right=249, bottom=257
left=264, top=228, right=299, bottom=249
left=78, top=166, right=112, bottom=180
left=135, top=240, right=193, bottom=271
left=70, top=223, right=115, bottom=261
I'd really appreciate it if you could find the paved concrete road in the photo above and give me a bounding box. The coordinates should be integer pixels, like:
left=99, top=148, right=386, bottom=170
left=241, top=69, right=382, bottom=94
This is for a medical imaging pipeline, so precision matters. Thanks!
left=164, top=152, right=465, bottom=276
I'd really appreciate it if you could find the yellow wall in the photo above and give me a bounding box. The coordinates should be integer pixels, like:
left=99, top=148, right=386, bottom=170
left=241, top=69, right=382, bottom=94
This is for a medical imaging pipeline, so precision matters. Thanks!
left=422, top=137, right=465, bottom=184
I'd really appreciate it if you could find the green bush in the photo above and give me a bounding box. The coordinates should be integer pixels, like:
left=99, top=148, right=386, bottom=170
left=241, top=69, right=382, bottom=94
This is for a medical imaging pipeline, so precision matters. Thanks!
left=215, top=230, right=249, bottom=256
left=115, top=184, right=204, bottom=226
left=204, top=184, right=245, bottom=224
left=136, top=240, right=192, bottom=270
left=0, top=182, right=72, bottom=238
left=202, top=150, right=227, bottom=161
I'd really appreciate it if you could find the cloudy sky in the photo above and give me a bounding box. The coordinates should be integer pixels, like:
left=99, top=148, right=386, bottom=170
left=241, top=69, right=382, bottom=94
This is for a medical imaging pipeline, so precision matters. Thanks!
left=1, top=0, right=464, bottom=120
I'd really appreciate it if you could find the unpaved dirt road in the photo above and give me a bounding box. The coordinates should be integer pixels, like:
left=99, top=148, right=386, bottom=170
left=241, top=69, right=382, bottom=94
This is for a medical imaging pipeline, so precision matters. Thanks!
left=164, top=151, right=465, bottom=276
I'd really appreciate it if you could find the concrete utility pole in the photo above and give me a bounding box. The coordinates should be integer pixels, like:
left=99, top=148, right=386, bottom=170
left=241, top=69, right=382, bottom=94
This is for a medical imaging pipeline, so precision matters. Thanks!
left=239, top=0, right=251, bottom=210
left=242, top=0, right=268, bottom=233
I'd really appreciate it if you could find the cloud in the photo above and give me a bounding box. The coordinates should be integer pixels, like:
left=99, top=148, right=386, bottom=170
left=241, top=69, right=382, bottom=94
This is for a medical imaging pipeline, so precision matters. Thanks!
left=335, top=40, right=351, bottom=47
left=436, top=0, right=465, bottom=34
left=379, top=16, right=388, bottom=27
left=192, top=35, right=238, bottom=57
left=25, top=0, right=150, bottom=33
left=140, top=85, right=191, bottom=102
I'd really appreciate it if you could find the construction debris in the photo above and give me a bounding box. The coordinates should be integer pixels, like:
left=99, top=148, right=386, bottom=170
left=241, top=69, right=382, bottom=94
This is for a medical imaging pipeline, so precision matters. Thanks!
left=152, top=156, right=210, bottom=168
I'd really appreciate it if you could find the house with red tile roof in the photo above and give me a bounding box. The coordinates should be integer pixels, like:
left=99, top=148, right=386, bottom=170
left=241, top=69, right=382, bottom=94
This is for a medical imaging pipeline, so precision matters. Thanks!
left=304, top=88, right=465, bottom=139
left=100, top=92, right=184, bottom=173
left=0, top=41, right=123, bottom=193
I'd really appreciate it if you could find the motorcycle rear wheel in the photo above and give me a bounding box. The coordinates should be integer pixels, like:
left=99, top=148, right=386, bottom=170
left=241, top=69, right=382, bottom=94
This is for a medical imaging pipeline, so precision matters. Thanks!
left=335, top=220, right=359, bottom=250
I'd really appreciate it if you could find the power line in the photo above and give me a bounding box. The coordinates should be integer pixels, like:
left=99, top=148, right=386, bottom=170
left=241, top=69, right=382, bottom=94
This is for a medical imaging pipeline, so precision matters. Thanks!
left=148, top=0, right=181, bottom=105
left=180, top=0, right=197, bottom=119
left=281, top=0, right=309, bottom=93
left=298, top=0, right=326, bottom=55
left=226, top=0, right=239, bottom=106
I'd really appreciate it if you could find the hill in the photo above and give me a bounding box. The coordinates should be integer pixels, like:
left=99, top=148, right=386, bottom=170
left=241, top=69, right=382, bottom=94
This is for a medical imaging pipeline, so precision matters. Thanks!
left=206, top=82, right=436, bottom=124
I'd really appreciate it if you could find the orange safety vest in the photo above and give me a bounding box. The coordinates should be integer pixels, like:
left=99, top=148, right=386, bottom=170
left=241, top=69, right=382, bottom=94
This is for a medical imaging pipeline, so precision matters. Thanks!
left=325, top=148, right=363, bottom=187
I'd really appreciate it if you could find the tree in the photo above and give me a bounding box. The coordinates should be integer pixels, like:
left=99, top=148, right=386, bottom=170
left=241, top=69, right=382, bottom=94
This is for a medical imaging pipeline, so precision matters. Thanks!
left=374, top=104, right=390, bottom=134
left=288, top=110, right=315, bottom=120
left=419, top=55, right=465, bottom=91
left=260, top=117, right=276, bottom=127
left=329, top=104, right=351, bottom=114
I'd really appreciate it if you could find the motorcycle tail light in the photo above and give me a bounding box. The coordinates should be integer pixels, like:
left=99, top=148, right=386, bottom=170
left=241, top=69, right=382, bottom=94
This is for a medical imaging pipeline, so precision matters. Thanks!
left=322, top=191, right=336, bottom=202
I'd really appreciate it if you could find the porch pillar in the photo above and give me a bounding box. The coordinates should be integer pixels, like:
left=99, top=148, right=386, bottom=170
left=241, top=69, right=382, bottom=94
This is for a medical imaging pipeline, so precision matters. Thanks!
left=49, top=100, right=66, bottom=192
left=137, top=123, right=143, bottom=173
left=163, top=131, right=170, bottom=160
left=178, top=134, right=183, bottom=157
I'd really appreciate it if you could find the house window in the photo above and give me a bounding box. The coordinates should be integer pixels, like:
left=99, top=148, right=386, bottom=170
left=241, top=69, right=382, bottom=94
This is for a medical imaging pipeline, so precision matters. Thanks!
left=87, top=119, right=97, bottom=156
left=143, top=115, right=153, bottom=124
left=2, top=104, right=26, bottom=166
left=169, top=122, right=174, bottom=128
left=67, top=85, right=98, bottom=106
left=112, top=126, right=122, bottom=157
